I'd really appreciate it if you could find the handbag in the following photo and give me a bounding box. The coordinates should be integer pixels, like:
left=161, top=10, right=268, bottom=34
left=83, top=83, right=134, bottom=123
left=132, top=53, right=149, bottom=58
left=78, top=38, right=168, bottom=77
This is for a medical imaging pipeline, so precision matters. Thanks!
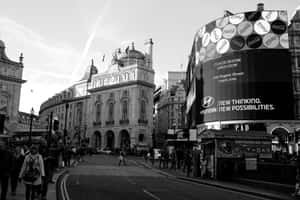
left=23, top=156, right=40, bottom=182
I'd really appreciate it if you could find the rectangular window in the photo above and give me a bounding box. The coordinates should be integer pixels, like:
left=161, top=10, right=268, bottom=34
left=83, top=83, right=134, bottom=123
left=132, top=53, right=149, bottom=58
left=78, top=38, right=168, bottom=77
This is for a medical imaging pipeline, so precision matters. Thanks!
left=293, top=22, right=300, bottom=31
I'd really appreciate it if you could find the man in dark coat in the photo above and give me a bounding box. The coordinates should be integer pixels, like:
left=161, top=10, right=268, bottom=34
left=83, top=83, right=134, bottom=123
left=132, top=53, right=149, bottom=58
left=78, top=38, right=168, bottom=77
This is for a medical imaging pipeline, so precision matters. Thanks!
left=0, top=139, right=13, bottom=200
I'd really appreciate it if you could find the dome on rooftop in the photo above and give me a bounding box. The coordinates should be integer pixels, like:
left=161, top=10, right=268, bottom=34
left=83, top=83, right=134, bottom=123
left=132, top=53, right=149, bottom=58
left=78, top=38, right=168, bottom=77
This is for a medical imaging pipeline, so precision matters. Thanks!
left=119, top=42, right=145, bottom=61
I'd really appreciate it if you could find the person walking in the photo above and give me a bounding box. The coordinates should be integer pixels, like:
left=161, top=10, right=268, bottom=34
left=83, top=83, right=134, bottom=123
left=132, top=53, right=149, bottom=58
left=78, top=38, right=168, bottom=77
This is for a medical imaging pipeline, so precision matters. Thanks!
left=0, top=139, right=13, bottom=200
left=184, top=150, right=192, bottom=177
left=19, top=145, right=45, bottom=200
left=10, top=146, right=24, bottom=196
left=170, top=150, right=177, bottom=170
left=118, top=150, right=126, bottom=166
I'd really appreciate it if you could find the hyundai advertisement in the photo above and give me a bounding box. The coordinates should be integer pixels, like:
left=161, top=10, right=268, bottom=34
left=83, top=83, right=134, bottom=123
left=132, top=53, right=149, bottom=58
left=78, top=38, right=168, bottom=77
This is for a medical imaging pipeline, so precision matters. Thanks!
left=194, top=10, right=294, bottom=122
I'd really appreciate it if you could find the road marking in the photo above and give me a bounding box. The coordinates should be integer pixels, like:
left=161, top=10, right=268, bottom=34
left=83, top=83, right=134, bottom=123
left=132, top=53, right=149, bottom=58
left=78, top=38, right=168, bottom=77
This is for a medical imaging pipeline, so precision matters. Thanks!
left=143, top=189, right=161, bottom=200
left=63, top=175, right=70, bottom=200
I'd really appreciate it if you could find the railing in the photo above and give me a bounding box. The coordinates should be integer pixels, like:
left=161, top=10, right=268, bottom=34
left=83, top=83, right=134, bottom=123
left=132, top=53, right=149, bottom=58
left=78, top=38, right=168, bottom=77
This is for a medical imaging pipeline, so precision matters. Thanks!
left=138, top=119, right=148, bottom=125
left=119, top=119, right=129, bottom=125
left=105, top=120, right=114, bottom=125
left=93, top=121, right=102, bottom=126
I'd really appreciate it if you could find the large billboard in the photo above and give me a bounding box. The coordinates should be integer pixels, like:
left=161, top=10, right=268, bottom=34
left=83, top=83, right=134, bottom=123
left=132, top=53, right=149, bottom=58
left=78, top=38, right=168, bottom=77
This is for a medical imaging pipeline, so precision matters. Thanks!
left=193, top=10, right=294, bottom=122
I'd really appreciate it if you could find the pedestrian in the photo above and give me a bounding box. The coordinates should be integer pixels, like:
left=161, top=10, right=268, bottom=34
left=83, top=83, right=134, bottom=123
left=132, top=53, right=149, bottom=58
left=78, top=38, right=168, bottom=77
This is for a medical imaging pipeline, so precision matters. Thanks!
left=293, top=169, right=300, bottom=197
left=200, top=158, right=207, bottom=178
left=150, top=149, right=155, bottom=166
left=144, top=151, right=148, bottom=163
left=10, top=146, right=24, bottom=196
left=118, top=150, right=126, bottom=166
left=0, top=139, right=13, bottom=200
left=184, top=150, right=192, bottom=177
left=158, top=151, right=164, bottom=169
left=164, top=151, right=169, bottom=169
left=19, top=145, right=45, bottom=200
left=170, top=150, right=177, bottom=170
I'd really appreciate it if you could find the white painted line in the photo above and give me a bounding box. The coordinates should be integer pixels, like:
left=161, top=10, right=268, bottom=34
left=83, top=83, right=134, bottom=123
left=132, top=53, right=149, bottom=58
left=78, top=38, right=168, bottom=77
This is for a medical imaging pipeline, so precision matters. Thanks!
left=63, top=174, right=70, bottom=200
left=143, top=189, right=161, bottom=200
left=60, top=175, right=66, bottom=200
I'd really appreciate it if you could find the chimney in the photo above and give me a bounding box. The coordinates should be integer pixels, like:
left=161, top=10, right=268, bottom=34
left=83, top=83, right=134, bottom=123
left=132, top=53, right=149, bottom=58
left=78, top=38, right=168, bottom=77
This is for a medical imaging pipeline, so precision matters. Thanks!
left=144, top=38, right=153, bottom=68
left=257, top=3, right=264, bottom=11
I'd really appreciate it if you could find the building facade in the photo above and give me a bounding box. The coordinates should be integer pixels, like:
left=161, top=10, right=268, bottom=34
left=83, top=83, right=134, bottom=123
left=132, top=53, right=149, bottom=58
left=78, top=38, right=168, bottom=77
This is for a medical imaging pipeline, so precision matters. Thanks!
left=167, top=71, right=186, bottom=89
left=289, top=8, right=300, bottom=120
left=154, top=74, right=186, bottom=147
left=39, top=39, right=155, bottom=151
left=0, top=40, right=26, bottom=135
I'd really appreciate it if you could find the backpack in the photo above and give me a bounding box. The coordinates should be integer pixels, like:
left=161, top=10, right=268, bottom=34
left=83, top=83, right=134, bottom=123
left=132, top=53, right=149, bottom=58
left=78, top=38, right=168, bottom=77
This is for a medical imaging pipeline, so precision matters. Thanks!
left=23, top=156, right=40, bottom=182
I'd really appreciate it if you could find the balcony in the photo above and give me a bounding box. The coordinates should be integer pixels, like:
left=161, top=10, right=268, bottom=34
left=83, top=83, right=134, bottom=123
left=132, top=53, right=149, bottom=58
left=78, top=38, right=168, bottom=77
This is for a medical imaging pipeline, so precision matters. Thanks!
left=105, top=120, right=114, bottom=126
left=93, top=121, right=102, bottom=126
left=119, top=119, right=129, bottom=125
left=138, top=119, right=148, bottom=125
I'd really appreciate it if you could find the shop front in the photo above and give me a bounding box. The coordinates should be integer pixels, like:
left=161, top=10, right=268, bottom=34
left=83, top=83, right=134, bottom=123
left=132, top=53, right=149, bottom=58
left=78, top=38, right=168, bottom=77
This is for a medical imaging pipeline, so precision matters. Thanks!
left=199, top=130, right=272, bottom=180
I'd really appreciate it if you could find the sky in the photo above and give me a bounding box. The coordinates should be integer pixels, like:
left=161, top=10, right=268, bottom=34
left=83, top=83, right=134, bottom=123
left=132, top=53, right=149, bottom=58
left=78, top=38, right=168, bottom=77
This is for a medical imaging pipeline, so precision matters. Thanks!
left=0, top=0, right=299, bottom=114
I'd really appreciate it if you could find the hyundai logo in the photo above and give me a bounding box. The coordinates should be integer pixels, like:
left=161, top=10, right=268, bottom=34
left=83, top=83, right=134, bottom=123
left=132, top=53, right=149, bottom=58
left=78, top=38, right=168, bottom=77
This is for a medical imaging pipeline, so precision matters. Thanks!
left=202, top=96, right=215, bottom=108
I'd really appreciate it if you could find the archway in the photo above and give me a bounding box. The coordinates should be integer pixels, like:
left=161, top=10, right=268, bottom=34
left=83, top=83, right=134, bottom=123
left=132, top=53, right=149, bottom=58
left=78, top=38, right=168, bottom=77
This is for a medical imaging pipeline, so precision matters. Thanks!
left=93, top=131, right=101, bottom=149
left=271, top=127, right=289, bottom=153
left=119, top=129, right=130, bottom=151
left=106, top=130, right=115, bottom=149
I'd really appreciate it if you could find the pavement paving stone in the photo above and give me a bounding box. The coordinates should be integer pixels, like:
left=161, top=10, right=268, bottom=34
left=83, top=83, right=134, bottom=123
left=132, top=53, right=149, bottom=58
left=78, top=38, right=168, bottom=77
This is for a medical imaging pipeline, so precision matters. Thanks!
left=128, top=156, right=296, bottom=200
left=8, top=169, right=66, bottom=200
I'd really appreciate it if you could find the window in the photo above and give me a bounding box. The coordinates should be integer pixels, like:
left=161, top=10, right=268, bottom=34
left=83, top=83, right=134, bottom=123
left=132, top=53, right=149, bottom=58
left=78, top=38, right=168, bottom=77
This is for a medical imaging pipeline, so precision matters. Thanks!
left=138, top=134, right=144, bottom=142
left=293, top=22, right=300, bottom=31
left=96, top=103, right=101, bottom=122
left=294, top=36, right=300, bottom=48
left=140, top=100, right=146, bottom=120
left=122, top=100, right=128, bottom=120
left=108, top=102, right=114, bottom=121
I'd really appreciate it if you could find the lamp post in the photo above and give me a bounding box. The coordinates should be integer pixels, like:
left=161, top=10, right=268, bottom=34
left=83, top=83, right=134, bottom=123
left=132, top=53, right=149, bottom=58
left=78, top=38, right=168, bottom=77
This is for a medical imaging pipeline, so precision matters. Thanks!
left=64, top=103, right=69, bottom=145
left=28, top=107, right=34, bottom=146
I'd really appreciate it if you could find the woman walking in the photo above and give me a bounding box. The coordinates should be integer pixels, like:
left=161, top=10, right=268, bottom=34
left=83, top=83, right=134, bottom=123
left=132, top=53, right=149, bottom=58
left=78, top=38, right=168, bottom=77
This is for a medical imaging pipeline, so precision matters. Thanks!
left=19, top=145, right=45, bottom=200
left=10, top=146, right=24, bottom=196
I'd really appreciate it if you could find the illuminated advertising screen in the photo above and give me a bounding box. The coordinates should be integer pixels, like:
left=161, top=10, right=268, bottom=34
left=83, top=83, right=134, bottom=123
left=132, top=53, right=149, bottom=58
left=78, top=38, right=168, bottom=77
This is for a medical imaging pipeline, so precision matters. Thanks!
left=194, top=10, right=294, bottom=122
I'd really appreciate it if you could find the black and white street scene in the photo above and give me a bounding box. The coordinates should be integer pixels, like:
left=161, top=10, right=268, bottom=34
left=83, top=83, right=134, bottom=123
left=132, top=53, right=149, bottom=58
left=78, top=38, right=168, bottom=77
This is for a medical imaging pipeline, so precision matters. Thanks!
left=2, top=0, right=300, bottom=200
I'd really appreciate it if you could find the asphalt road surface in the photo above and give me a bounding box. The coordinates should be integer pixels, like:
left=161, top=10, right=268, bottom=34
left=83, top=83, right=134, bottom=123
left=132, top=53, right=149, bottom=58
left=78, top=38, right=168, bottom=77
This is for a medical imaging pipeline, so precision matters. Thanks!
left=65, top=155, right=269, bottom=200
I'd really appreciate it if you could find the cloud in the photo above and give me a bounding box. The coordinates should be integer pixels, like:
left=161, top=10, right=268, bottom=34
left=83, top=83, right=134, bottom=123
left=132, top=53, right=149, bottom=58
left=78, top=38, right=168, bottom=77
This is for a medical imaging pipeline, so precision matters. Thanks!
left=0, top=17, right=84, bottom=112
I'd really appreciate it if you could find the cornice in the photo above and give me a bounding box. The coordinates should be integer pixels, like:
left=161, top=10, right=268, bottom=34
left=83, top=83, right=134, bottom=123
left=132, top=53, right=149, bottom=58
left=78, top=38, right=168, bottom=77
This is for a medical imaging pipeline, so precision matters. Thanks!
left=0, top=74, right=26, bottom=83
left=88, top=80, right=155, bottom=93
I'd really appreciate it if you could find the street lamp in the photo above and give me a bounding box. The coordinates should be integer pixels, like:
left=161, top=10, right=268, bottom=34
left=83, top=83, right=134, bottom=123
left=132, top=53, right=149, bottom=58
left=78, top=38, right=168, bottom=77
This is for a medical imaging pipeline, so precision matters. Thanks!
left=64, top=103, right=69, bottom=145
left=28, top=107, right=34, bottom=146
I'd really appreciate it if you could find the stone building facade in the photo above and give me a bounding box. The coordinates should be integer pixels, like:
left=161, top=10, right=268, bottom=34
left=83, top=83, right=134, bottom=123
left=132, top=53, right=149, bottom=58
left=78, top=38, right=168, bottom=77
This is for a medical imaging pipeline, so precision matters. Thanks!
left=39, top=39, right=155, bottom=151
left=0, top=40, right=26, bottom=135
left=154, top=77, right=186, bottom=147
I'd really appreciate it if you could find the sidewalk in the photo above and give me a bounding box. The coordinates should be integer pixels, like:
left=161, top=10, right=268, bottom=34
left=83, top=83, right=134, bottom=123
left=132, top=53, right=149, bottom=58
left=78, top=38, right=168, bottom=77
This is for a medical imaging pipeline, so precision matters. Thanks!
left=8, top=168, right=66, bottom=200
left=129, top=156, right=296, bottom=200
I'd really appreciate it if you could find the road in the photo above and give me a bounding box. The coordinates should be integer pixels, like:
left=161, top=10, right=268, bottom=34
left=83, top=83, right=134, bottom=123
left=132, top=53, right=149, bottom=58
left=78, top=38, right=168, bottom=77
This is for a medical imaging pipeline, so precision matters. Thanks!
left=64, top=155, right=269, bottom=200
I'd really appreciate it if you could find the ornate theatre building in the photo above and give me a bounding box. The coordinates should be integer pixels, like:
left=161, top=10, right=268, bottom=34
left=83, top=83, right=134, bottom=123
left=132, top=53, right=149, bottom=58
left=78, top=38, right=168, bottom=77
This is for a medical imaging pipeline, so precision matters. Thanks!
left=39, top=39, right=155, bottom=151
